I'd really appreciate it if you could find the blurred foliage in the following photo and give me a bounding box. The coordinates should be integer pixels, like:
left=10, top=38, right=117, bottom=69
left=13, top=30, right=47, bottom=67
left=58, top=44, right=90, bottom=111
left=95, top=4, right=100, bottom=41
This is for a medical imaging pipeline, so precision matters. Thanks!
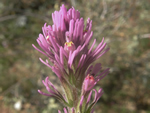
left=0, top=0, right=150, bottom=113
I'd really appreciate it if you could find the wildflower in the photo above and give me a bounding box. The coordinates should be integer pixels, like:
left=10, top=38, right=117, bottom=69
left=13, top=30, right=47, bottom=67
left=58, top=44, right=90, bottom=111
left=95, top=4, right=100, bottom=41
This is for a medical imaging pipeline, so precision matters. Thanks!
left=33, top=4, right=109, bottom=113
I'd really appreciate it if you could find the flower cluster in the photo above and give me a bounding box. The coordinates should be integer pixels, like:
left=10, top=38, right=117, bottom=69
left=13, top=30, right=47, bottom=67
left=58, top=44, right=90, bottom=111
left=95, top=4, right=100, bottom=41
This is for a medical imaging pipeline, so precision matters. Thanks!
left=33, top=4, right=109, bottom=113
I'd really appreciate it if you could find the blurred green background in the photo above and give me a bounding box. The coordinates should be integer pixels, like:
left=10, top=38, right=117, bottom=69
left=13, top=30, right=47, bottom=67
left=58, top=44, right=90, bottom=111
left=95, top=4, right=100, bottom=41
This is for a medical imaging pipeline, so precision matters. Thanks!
left=0, top=0, right=150, bottom=113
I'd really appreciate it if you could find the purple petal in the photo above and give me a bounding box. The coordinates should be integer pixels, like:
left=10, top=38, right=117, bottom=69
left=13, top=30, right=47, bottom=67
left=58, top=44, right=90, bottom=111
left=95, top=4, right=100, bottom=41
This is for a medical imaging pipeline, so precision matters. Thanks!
left=38, top=90, right=53, bottom=97
left=80, top=96, right=84, bottom=111
left=91, top=109, right=95, bottom=113
left=93, top=89, right=98, bottom=102
left=95, top=68, right=109, bottom=80
left=88, top=39, right=96, bottom=54
left=60, top=47, right=64, bottom=65
left=91, top=63, right=102, bottom=76
left=86, top=65, right=93, bottom=75
left=39, top=58, right=52, bottom=68
left=58, top=110, right=61, bottom=113
left=86, top=90, right=93, bottom=104
left=96, top=48, right=110, bottom=60
left=93, top=42, right=107, bottom=57
left=32, top=44, right=49, bottom=57
left=94, top=38, right=104, bottom=52
left=64, top=108, right=68, bottom=113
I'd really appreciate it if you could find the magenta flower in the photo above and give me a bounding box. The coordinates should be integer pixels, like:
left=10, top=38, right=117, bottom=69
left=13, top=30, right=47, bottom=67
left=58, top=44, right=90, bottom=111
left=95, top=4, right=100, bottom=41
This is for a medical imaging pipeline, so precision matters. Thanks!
left=33, top=4, right=109, bottom=113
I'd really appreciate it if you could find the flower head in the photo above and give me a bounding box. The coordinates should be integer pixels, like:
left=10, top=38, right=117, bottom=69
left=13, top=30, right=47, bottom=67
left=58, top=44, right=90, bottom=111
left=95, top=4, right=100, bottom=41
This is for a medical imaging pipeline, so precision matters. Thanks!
left=33, top=4, right=109, bottom=113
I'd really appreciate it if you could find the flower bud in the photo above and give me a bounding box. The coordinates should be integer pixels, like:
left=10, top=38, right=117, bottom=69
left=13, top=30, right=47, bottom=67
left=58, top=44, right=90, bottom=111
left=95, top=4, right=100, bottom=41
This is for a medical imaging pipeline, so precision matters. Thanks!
left=82, top=74, right=95, bottom=93
left=64, top=41, right=76, bottom=52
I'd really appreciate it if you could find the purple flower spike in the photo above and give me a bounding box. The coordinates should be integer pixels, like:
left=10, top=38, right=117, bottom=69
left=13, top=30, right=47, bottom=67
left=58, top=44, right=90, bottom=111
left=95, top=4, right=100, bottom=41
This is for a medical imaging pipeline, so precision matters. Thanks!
left=33, top=4, right=110, bottom=113
left=33, top=4, right=109, bottom=71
